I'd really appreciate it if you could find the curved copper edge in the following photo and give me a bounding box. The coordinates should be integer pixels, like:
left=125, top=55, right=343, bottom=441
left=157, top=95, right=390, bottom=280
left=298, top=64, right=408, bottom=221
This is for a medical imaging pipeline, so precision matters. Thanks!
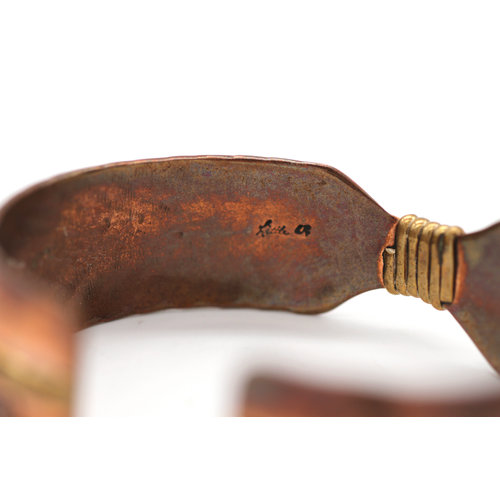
left=242, top=376, right=500, bottom=417
left=377, top=217, right=397, bottom=287
left=0, top=156, right=395, bottom=416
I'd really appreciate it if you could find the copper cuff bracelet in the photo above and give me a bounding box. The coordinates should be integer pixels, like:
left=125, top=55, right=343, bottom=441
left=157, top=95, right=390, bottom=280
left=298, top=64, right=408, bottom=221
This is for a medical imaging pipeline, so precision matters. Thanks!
left=0, top=156, right=499, bottom=416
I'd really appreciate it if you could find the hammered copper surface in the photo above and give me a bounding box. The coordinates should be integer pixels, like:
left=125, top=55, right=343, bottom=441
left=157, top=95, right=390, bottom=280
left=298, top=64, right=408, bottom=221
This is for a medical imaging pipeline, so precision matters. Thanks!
left=0, top=157, right=396, bottom=324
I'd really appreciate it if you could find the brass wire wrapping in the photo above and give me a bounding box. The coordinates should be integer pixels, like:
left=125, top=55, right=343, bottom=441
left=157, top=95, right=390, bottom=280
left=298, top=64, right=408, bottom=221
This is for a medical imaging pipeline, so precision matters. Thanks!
left=383, top=215, right=464, bottom=310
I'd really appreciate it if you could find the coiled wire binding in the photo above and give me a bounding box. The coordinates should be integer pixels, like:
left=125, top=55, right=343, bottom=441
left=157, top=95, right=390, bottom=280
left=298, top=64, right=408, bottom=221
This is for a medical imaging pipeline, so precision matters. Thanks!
left=383, top=215, right=463, bottom=310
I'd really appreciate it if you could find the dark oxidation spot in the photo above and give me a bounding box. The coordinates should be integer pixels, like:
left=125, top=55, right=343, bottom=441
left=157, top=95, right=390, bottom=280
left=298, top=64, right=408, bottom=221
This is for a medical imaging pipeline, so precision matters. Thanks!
left=256, top=220, right=311, bottom=238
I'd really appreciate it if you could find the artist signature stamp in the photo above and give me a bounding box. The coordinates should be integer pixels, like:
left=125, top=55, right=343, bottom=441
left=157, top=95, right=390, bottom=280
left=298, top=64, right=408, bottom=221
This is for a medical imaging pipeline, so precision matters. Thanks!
left=256, top=219, right=312, bottom=238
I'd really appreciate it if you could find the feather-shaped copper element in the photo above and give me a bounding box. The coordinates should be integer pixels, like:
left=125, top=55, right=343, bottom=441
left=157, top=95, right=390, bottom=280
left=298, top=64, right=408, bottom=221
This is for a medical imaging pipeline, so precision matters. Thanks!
left=0, top=156, right=497, bottom=415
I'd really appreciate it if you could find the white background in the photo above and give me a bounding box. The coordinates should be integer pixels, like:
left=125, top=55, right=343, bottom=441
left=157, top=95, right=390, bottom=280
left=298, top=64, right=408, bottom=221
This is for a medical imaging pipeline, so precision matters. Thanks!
left=1, top=0, right=499, bottom=498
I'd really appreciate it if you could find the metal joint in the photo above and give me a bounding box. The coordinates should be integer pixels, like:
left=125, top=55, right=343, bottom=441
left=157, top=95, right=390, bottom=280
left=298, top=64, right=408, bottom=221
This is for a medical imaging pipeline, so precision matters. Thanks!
left=383, top=215, right=463, bottom=310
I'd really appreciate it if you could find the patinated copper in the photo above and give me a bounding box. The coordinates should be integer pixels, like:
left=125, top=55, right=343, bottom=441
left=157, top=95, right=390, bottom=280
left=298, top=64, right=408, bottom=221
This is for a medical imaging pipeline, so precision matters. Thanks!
left=0, top=156, right=498, bottom=416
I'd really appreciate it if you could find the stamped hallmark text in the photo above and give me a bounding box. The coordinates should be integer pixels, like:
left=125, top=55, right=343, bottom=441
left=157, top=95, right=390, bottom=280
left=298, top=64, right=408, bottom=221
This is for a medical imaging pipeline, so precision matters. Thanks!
left=256, top=219, right=312, bottom=238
